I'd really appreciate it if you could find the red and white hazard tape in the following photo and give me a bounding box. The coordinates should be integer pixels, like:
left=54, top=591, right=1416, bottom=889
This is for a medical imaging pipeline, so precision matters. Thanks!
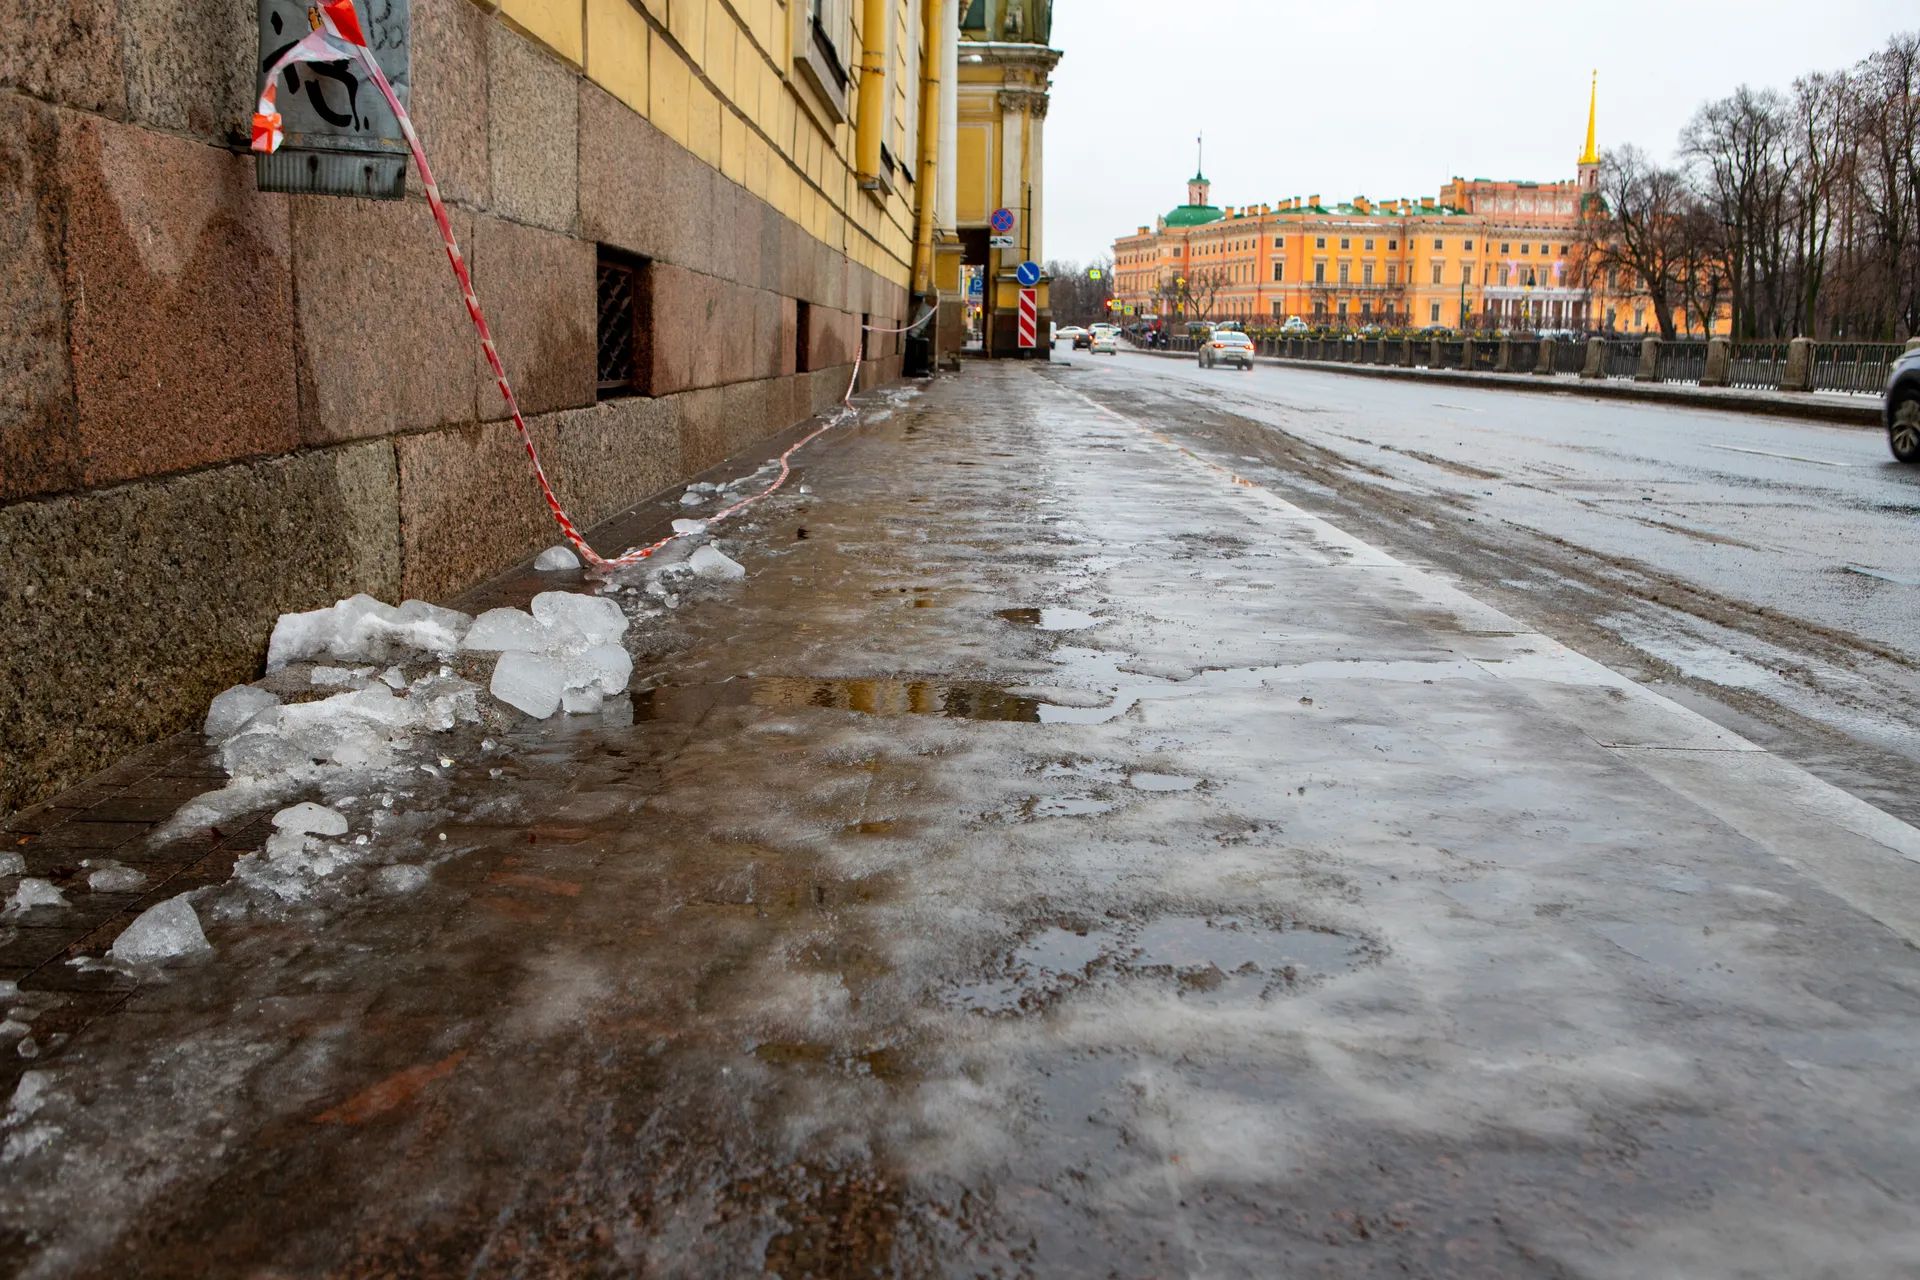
left=255, top=1, right=928, bottom=571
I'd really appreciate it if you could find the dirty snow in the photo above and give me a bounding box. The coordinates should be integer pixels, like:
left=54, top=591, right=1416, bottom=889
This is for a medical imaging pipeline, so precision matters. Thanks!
left=108, top=895, right=211, bottom=965
left=372, top=864, right=430, bottom=894
left=271, top=802, right=348, bottom=837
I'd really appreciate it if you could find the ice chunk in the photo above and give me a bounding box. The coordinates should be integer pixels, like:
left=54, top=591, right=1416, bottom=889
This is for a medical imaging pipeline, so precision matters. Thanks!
left=530, top=592, right=627, bottom=647
left=266, top=594, right=472, bottom=669
left=82, top=860, right=148, bottom=893
left=462, top=606, right=545, bottom=652
left=561, top=687, right=604, bottom=715
left=678, top=491, right=705, bottom=506
left=308, top=665, right=374, bottom=688
left=534, top=544, right=581, bottom=571
left=373, top=864, right=429, bottom=894
left=271, top=802, right=348, bottom=837
left=4, top=879, right=66, bottom=915
left=380, top=665, right=407, bottom=689
left=0, top=851, right=24, bottom=878
left=407, top=675, right=481, bottom=731
left=689, top=545, right=746, bottom=580
left=491, top=650, right=567, bottom=719
left=671, top=517, right=707, bottom=535
left=568, top=643, right=634, bottom=696
left=204, top=684, right=278, bottom=740
left=109, top=895, right=211, bottom=964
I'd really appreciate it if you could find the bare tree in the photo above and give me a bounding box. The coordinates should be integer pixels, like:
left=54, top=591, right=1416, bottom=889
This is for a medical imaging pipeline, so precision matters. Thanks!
left=1043, top=258, right=1115, bottom=326
left=1682, top=86, right=1792, bottom=338
left=1580, top=145, right=1693, bottom=339
left=1785, top=70, right=1849, bottom=337
left=1851, top=32, right=1920, bottom=337
left=1183, top=267, right=1230, bottom=322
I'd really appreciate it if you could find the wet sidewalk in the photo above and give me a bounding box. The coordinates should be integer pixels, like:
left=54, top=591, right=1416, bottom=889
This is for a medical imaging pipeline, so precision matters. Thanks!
left=5, top=363, right=1920, bottom=1278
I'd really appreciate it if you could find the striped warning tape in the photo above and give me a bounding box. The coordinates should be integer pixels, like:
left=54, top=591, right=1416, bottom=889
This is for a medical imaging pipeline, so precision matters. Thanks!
left=254, top=1, right=928, bottom=572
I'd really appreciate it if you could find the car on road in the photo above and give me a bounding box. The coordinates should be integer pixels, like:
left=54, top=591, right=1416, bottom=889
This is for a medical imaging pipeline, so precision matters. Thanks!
left=1057, top=325, right=1091, bottom=350
left=1887, top=344, right=1920, bottom=463
left=1089, top=330, right=1119, bottom=355
left=1199, top=330, right=1255, bottom=370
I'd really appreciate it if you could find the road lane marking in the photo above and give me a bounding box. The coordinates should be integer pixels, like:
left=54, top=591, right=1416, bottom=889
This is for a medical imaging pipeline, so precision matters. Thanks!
left=1708, top=444, right=1860, bottom=467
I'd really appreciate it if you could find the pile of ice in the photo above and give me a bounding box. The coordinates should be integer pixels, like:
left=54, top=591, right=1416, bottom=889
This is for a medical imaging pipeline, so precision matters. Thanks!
left=108, top=894, right=211, bottom=964
left=232, top=803, right=359, bottom=903
left=3, top=879, right=66, bottom=916
left=465, top=591, right=634, bottom=719
left=265, top=595, right=471, bottom=671
left=534, top=544, right=581, bottom=571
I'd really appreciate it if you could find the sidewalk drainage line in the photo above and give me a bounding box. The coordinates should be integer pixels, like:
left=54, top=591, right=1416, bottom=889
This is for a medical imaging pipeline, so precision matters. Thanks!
left=252, top=0, right=930, bottom=574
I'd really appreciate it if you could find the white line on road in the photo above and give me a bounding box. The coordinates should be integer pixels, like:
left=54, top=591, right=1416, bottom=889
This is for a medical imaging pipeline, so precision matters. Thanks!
left=1708, top=444, right=1861, bottom=467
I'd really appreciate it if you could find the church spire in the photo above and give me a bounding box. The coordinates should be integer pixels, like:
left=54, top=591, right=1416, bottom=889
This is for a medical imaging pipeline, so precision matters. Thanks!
left=1579, top=70, right=1599, bottom=166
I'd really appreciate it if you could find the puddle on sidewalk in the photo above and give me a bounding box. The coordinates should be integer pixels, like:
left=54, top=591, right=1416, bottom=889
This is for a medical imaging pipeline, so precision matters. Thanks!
left=943, top=914, right=1374, bottom=1015
left=998, top=607, right=1101, bottom=632
left=632, top=676, right=1043, bottom=723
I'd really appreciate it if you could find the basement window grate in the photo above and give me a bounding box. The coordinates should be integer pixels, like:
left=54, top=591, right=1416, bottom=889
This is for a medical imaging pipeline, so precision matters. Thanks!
left=596, top=252, right=644, bottom=396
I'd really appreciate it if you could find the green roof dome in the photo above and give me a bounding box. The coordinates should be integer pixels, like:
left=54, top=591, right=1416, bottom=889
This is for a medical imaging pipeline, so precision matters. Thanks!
left=1165, top=204, right=1224, bottom=227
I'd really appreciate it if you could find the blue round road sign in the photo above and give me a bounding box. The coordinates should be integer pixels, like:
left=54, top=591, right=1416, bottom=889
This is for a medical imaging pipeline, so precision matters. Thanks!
left=1015, top=260, right=1041, bottom=287
left=990, top=207, right=1016, bottom=234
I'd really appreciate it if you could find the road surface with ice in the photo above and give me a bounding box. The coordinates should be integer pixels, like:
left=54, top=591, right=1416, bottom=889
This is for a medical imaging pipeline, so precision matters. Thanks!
left=3, top=363, right=1919, bottom=1278
left=1076, top=348, right=1920, bottom=826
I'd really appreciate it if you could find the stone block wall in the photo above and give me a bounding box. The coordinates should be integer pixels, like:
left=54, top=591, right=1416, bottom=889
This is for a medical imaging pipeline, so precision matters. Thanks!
left=0, top=0, right=912, bottom=817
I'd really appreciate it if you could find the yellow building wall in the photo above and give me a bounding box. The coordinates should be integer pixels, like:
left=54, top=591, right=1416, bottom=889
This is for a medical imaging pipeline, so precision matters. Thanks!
left=507, top=0, right=924, bottom=290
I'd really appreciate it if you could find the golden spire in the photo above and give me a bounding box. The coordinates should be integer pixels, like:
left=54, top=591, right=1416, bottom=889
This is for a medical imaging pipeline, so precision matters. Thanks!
left=1580, top=70, right=1599, bottom=166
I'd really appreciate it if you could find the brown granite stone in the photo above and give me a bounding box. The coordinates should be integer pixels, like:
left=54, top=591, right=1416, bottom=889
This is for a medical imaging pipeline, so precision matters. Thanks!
left=0, top=96, right=79, bottom=501
left=395, top=396, right=683, bottom=599
left=292, top=195, right=479, bottom=444
left=673, top=385, right=732, bottom=474
left=410, top=0, right=492, bottom=207
left=120, top=0, right=253, bottom=141
left=54, top=111, right=299, bottom=487
left=578, top=83, right=714, bottom=273
left=0, top=0, right=126, bottom=117
left=0, top=442, right=400, bottom=817
left=469, top=215, right=595, bottom=418
left=489, top=24, right=577, bottom=234
left=803, top=304, right=858, bottom=371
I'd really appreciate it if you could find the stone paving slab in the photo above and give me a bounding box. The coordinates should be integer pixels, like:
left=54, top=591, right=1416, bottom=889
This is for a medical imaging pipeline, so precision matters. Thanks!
left=1, top=365, right=1918, bottom=1277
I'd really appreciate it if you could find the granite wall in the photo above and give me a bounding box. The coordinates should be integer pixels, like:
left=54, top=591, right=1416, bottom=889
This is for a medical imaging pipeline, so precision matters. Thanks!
left=0, top=0, right=909, bottom=816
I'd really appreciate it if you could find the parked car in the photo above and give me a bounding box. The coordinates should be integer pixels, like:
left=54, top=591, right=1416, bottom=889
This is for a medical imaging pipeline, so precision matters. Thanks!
left=1887, top=344, right=1920, bottom=463
left=1209, top=320, right=1245, bottom=333
left=1279, top=316, right=1309, bottom=333
left=1199, top=330, right=1254, bottom=370
left=1090, top=330, right=1119, bottom=355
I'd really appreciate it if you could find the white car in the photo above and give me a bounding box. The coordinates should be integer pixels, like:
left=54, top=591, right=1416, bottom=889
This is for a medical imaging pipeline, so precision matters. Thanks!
left=1279, top=316, right=1308, bottom=333
left=1199, top=330, right=1254, bottom=369
left=1089, top=331, right=1119, bottom=355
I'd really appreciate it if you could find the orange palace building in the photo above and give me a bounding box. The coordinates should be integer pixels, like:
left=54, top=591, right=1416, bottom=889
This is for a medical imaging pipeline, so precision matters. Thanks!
left=1113, top=85, right=1628, bottom=332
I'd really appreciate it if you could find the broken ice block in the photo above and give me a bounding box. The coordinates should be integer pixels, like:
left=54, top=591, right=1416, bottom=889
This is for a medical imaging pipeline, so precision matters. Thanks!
left=272, top=802, right=349, bottom=837
left=83, top=860, right=148, bottom=893
left=462, top=606, right=546, bottom=652
left=569, top=643, right=634, bottom=696
left=561, top=687, right=605, bottom=714
left=110, top=895, right=212, bottom=964
left=4, top=879, right=65, bottom=915
left=530, top=592, right=628, bottom=647
left=689, top=545, right=746, bottom=580
left=266, top=595, right=473, bottom=669
left=0, top=851, right=26, bottom=877
left=534, top=544, right=582, bottom=571
left=491, top=650, right=566, bottom=718
left=671, top=518, right=707, bottom=535
left=204, top=684, right=279, bottom=740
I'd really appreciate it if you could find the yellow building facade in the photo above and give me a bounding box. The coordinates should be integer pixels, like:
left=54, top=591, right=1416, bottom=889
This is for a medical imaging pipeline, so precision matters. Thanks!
left=1114, top=87, right=1626, bottom=333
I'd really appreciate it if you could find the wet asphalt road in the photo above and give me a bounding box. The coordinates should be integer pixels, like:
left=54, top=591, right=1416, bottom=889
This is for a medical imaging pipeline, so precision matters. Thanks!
left=1063, top=349, right=1920, bottom=826
left=6, top=364, right=1920, bottom=1278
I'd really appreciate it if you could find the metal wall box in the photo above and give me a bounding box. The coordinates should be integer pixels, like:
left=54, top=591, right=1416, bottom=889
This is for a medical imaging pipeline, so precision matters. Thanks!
left=256, top=0, right=411, bottom=199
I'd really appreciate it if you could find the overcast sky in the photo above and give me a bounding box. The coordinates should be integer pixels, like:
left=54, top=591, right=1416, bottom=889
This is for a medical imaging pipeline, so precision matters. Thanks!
left=1042, top=0, right=1917, bottom=264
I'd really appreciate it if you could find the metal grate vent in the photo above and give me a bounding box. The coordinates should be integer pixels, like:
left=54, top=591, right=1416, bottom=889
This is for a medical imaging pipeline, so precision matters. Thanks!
left=597, top=257, right=637, bottom=394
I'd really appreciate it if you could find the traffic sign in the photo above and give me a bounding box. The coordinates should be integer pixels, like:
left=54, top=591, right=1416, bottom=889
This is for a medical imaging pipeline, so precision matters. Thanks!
left=1015, top=260, right=1041, bottom=287
left=990, top=207, right=1017, bottom=234
left=1017, top=288, right=1037, bottom=349
left=967, top=274, right=984, bottom=297
left=1088, top=268, right=1102, bottom=280
left=988, top=234, right=1015, bottom=249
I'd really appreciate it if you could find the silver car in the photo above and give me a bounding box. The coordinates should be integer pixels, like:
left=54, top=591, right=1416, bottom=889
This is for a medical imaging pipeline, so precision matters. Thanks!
left=1199, top=330, right=1254, bottom=370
